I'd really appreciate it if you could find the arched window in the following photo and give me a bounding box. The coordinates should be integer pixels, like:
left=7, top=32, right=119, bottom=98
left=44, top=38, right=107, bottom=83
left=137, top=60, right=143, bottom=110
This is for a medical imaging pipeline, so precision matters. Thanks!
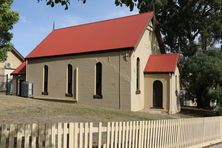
left=66, top=64, right=73, bottom=96
left=136, top=58, right=141, bottom=94
left=153, top=80, right=163, bottom=108
left=42, top=65, right=48, bottom=95
left=94, top=62, right=102, bottom=98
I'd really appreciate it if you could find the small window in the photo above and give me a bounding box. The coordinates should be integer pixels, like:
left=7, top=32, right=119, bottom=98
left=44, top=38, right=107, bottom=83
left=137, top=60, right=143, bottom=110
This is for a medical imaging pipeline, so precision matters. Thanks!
left=136, top=58, right=141, bottom=94
left=42, top=65, right=48, bottom=95
left=66, top=64, right=73, bottom=97
left=94, top=62, right=102, bottom=98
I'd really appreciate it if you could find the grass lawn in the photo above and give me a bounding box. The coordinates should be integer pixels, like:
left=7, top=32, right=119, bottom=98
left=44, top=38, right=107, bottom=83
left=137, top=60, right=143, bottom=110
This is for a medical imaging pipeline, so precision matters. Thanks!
left=0, top=94, right=190, bottom=124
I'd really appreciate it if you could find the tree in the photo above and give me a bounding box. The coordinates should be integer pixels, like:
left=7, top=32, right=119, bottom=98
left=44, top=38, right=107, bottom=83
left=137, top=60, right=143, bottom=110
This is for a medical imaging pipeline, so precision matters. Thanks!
left=132, top=0, right=222, bottom=56
left=42, top=0, right=222, bottom=57
left=0, top=0, right=19, bottom=62
left=182, top=51, right=222, bottom=108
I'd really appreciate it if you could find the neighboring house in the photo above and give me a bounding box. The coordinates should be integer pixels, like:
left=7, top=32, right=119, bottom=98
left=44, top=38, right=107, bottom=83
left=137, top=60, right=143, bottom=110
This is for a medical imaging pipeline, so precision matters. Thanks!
left=14, top=12, right=180, bottom=114
left=11, top=61, right=26, bottom=96
left=0, top=48, right=24, bottom=91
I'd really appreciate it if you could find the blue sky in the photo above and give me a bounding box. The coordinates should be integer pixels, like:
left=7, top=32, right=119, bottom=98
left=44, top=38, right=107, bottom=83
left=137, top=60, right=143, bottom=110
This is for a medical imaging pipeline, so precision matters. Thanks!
left=11, top=0, right=138, bottom=57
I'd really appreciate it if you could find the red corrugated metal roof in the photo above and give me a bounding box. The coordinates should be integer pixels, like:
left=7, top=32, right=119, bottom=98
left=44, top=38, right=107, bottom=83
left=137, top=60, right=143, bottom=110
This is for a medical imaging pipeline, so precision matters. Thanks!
left=11, top=62, right=26, bottom=75
left=144, top=53, right=180, bottom=73
left=26, top=12, right=154, bottom=59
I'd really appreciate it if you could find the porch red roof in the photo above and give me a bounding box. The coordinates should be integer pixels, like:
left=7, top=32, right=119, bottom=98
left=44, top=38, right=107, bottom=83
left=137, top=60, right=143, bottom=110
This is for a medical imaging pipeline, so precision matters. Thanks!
left=26, top=12, right=154, bottom=59
left=144, top=53, right=180, bottom=73
left=11, top=62, right=26, bottom=75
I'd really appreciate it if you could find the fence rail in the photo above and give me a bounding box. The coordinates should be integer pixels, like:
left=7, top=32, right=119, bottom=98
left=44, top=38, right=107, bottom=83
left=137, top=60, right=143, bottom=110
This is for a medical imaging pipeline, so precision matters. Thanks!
left=1, top=117, right=222, bottom=148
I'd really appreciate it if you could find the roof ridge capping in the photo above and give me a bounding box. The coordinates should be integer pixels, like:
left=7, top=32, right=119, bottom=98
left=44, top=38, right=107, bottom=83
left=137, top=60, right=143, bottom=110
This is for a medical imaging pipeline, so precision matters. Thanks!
left=54, top=12, right=154, bottom=31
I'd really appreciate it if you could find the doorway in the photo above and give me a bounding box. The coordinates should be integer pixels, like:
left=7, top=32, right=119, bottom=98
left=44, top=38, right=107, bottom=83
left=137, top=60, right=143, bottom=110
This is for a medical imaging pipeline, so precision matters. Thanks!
left=153, top=80, right=163, bottom=108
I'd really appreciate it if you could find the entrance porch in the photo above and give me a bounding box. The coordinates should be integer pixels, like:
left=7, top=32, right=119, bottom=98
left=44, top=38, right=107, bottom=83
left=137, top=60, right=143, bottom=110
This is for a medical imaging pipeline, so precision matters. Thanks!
left=143, top=53, right=181, bottom=114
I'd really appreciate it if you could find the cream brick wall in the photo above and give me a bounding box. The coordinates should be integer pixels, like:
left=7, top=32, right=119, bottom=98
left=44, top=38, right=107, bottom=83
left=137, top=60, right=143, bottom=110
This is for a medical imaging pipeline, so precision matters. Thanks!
left=27, top=50, right=132, bottom=110
left=130, top=22, right=161, bottom=111
left=170, top=67, right=181, bottom=114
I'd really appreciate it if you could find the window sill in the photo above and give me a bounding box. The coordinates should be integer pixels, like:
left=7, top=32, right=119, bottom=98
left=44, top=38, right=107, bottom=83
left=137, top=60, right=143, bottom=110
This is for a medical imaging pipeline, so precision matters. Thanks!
left=93, top=94, right=103, bottom=99
left=65, top=93, right=73, bottom=97
left=150, top=107, right=164, bottom=109
left=42, top=92, right=48, bottom=95
left=136, top=90, right=141, bottom=94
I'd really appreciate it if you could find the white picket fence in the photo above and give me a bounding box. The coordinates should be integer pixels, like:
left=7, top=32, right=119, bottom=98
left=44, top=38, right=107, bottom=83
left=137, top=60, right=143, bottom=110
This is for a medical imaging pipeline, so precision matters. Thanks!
left=1, top=116, right=222, bottom=148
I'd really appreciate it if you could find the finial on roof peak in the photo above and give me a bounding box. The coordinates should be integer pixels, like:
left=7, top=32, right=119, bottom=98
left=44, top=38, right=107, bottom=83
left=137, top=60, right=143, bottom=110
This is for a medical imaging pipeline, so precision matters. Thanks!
left=53, top=21, right=55, bottom=30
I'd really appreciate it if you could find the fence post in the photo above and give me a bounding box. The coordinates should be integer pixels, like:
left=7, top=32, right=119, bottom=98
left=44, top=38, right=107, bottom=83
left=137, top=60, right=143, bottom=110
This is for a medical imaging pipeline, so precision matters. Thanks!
left=51, top=123, right=56, bottom=148
left=128, top=121, right=132, bottom=148
left=159, top=120, right=163, bottom=148
left=79, top=123, right=84, bottom=148
left=89, top=122, right=93, bottom=148
left=114, top=122, right=118, bottom=148
left=98, top=122, right=102, bottom=148
left=0, top=124, right=7, bottom=148
left=63, top=123, right=68, bottom=148
left=122, top=122, right=126, bottom=148
left=106, top=122, right=110, bottom=148
left=135, top=121, right=139, bottom=148
left=57, top=123, right=62, bottom=148
left=138, top=121, right=142, bottom=148
left=84, top=122, right=89, bottom=148
left=39, top=124, right=45, bottom=148
left=147, top=121, right=151, bottom=147
left=132, top=121, right=135, bottom=148
left=110, top=122, right=114, bottom=148
left=69, top=123, right=74, bottom=148
left=125, top=122, right=129, bottom=148
left=118, top=122, right=122, bottom=148
left=9, top=124, right=16, bottom=148
left=17, top=124, right=24, bottom=148
left=24, top=124, right=31, bottom=148
left=144, top=121, right=147, bottom=148
left=157, top=120, right=160, bottom=147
